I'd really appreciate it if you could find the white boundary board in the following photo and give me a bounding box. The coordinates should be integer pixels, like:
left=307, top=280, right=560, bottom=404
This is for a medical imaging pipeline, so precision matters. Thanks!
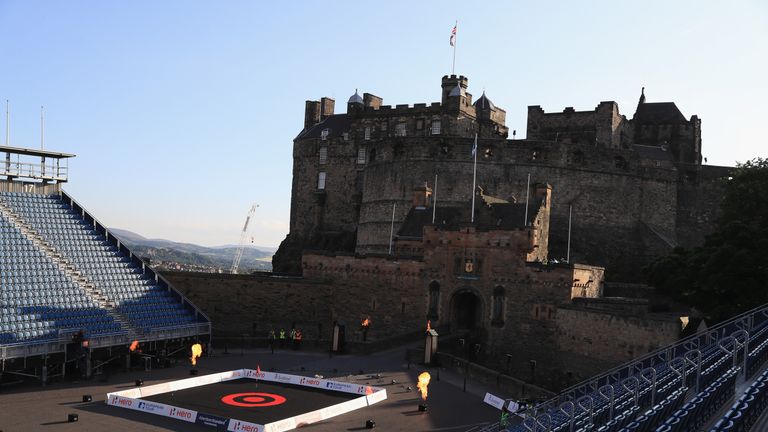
left=106, top=369, right=387, bottom=432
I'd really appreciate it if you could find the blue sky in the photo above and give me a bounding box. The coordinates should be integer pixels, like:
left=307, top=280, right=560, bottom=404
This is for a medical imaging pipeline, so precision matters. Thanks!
left=1, top=1, right=766, bottom=248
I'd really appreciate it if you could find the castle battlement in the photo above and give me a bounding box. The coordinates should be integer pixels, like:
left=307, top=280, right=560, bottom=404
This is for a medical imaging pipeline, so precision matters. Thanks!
left=276, top=74, right=729, bottom=282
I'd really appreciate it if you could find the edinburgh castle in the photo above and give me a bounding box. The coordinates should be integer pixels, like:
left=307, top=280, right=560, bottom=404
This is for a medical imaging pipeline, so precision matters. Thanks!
left=168, top=74, right=731, bottom=389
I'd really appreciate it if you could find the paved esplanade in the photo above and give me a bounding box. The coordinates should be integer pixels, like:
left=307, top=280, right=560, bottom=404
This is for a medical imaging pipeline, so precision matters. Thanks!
left=0, top=345, right=503, bottom=431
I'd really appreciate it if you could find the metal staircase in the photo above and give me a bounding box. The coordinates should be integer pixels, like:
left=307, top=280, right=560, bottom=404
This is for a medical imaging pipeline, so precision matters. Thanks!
left=0, top=198, right=140, bottom=339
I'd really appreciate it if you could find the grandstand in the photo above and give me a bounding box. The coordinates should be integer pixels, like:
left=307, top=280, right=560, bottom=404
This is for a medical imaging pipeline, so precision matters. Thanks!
left=1, top=145, right=210, bottom=383
left=483, top=303, right=768, bottom=431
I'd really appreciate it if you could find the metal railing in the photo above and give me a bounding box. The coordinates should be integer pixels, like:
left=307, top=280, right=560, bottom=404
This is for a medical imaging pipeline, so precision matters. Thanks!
left=1, top=161, right=68, bottom=181
left=60, top=190, right=212, bottom=326
left=513, top=303, right=768, bottom=432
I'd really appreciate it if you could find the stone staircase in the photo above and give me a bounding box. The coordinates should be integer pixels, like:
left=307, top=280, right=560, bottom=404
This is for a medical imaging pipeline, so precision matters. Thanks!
left=0, top=198, right=140, bottom=339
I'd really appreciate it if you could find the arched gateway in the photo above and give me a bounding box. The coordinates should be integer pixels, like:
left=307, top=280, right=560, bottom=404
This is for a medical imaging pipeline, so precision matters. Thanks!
left=449, top=289, right=483, bottom=330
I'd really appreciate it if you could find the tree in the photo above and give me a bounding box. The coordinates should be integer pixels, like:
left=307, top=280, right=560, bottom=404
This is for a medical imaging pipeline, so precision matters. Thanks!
left=646, top=158, right=768, bottom=322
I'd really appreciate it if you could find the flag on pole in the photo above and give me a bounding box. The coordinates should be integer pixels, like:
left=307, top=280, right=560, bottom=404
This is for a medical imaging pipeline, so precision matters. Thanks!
left=450, top=24, right=457, bottom=46
left=471, top=137, right=477, bottom=157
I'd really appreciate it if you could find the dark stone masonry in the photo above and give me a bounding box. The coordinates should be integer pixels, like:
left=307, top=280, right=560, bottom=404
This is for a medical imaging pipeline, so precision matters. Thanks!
left=170, top=75, right=732, bottom=390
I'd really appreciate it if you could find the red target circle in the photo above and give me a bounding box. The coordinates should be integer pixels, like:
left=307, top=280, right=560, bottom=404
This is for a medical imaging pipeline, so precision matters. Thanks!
left=221, top=392, right=286, bottom=407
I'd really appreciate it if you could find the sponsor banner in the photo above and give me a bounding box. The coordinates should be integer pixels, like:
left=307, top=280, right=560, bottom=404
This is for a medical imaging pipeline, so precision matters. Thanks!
left=319, top=396, right=368, bottom=420
left=222, top=369, right=246, bottom=381
left=272, top=372, right=298, bottom=385
left=296, top=376, right=323, bottom=388
left=168, top=406, right=198, bottom=423
left=111, top=388, right=141, bottom=399
left=196, top=412, right=231, bottom=429
left=320, top=379, right=359, bottom=394
left=136, top=400, right=173, bottom=415
left=107, top=395, right=137, bottom=408
left=366, top=389, right=387, bottom=405
left=227, top=418, right=265, bottom=432
left=292, top=408, right=324, bottom=427
left=264, top=417, right=297, bottom=432
left=483, top=392, right=505, bottom=410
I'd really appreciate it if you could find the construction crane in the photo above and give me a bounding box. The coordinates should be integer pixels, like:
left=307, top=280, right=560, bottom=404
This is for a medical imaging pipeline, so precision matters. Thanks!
left=230, top=203, right=258, bottom=274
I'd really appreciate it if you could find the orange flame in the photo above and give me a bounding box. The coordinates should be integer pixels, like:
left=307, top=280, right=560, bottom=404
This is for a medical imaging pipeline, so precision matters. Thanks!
left=190, top=343, right=203, bottom=366
left=417, top=372, right=431, bottom=400
left=426, top=320, right=431, bottom=332
left=362, top=317, right=371, bottom=327
left=129, top=340, right=139, bottom=352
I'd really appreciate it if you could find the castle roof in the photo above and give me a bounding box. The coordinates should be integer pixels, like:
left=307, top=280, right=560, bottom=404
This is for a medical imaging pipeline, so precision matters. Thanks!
left=448, top=84, right=465, bottom=97
left=396, top=197, right=542, bottom=239
left=633, top=144, right=674, bottom=161
left=348, top=89, right=363, bottom=105
left=474, top=91, right=495, bottom=110
left=297, top=114, right=351, bottom=140
left=633, top=102, right=687, bottom=125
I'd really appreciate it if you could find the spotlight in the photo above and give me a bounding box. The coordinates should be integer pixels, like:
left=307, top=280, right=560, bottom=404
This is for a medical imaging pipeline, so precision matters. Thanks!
left=365, top=419, right=376, bottom=429
left=68, top=413, right=79, bottom=422
left=190, top=369, right=198, bottom=376
left=135, top=379, right=144, bottom=386
left=82, top=394, right=92, bottom=402
left=406, top=386, right=412, bottom=391
left=418, top=404, right=428, bottom=412
left=391, top=379, right=397, bottom=385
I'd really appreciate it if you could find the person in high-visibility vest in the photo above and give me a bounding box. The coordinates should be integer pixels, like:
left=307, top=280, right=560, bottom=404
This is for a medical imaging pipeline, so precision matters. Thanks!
left=278, top=328, right=286, bottom=349
left=295, top=329, right=303, bottom=350
left=290, top=328, right=297, bottom=350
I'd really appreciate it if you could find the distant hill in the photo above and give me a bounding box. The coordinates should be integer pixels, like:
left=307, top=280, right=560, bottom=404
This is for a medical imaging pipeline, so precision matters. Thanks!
left=109, top=228, right=273, bottom=273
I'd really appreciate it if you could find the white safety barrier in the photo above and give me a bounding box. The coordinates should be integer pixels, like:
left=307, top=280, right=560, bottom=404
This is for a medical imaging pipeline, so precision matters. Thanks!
left=106, top=369, right=387, bottom=431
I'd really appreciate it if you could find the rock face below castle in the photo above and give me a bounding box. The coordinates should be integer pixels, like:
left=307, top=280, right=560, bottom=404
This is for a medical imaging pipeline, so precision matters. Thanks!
left=274, top=75, right=729, bottom=281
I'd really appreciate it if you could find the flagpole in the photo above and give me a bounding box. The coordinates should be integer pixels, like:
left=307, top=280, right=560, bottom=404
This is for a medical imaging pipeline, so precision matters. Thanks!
left=452, top=20, right=458, bottom=75
left=41, top=106, right=45, bottom=149
left=567, top=204, right=573, bottom=263
left=471, top=133, right=477, bottom=223
left=432, top=174, right=438, bottom=224
left=524, top=173, right=531, bottom=226
left=5, top=100, right=9, bottom=147
left=388, top=203, right=396, bottom=254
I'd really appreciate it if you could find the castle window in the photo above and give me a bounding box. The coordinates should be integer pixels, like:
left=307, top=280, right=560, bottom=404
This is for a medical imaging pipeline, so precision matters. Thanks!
left=319, top=146, right=328, bottom=165
left=342, top=132, right=349, bottom=141
left=431, top=120, right=441, bottom=135
left=320, top=129, right=329, bottom=140
left=381, top=121, right=388, bottom=131
left=492, top=286, right=505, bottom=326
left=317, top=172, right=327, bottom=190
left=416, top=118, right=424, bottom=131
left=572, top=150, right=585, bottom=164
left=357, top=147, right=366, bottom=164
left=428, top=281, right=440, bottom=320
left=364, top=127, right=371, bottom=140
left=395, top=123, right=407, bottom=137
left=614, top=156, right=628, bottom=170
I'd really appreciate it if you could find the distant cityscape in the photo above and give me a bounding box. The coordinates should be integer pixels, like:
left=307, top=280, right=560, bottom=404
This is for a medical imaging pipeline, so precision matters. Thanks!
left=109, top=228, right=274, bottom=274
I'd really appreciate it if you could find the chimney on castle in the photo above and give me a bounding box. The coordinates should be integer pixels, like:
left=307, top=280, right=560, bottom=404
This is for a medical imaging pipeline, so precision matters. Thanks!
left=304, top=100, right=321, bottom=130
left=412, top=183, right=433, bottom=208
left=364, top=93, right=383, bottom=109
left=320, top=97, right=335, bottom=121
